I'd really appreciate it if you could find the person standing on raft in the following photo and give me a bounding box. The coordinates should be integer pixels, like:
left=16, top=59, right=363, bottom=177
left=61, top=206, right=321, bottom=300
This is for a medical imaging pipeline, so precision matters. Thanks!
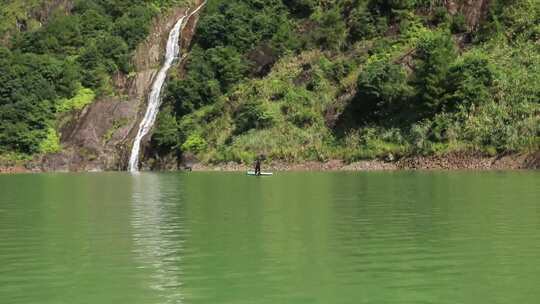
left=254, top=156, right=262, bottom=176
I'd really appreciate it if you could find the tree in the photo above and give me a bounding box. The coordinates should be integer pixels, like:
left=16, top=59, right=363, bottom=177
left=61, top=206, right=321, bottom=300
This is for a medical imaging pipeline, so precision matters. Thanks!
left=234, top=100, right=275, bottom=134
left=412, top=30, right=457, bottom=116
left=355, top=59, right=413, bottom=123
left=368, top=0, right=414, bottom=18
left=443, top=51, right=494, bottom=110
left=80, top=9, right=113, bottom=37
left=153, top=107, right=180, bottom=149
left=348, top=2, right=385, bottom=42
left=311, top=7, right=348, bottom=50
left=207, top=46, right=248, bottom=90
left=282, top=0, right=318, bottom=17
left=97, top=34, right=130, bottom=73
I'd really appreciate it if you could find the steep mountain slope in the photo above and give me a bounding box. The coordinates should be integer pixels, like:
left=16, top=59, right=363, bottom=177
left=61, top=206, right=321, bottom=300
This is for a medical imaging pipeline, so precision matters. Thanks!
left=44, top=6, right=201, bottom=171
left=0, top=0, right=203, bottom=171
left=0, top=0, right=72, bottom=44
left=145, top=0, right=539, bottom=169
left=0, top=0, right=538, bottom=171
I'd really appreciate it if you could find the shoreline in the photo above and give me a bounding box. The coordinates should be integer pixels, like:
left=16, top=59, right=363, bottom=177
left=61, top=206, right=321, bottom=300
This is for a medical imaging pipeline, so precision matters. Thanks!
left=2, top=151, right=538, bottom=174
left=191, top=151, right=539, bottom=172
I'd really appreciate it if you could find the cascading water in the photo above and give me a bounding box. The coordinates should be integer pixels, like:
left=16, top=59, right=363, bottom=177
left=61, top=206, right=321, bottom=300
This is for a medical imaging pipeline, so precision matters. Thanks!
left=128, top=3, right=205, bottom=172
left=128, top=16, right=185, bottom=172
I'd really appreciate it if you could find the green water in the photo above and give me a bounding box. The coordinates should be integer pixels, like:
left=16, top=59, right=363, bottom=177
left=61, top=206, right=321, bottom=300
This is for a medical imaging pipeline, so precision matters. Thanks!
left=1, top=172, right=539, bottom=304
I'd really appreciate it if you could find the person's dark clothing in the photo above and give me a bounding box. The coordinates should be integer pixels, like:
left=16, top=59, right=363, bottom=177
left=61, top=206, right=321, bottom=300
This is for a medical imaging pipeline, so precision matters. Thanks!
left=255, top=160, right=261, bottom=176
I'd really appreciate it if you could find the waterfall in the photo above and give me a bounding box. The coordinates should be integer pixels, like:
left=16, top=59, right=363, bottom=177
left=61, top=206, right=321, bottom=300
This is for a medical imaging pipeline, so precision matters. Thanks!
left=128, top=3, right=205, bottom=172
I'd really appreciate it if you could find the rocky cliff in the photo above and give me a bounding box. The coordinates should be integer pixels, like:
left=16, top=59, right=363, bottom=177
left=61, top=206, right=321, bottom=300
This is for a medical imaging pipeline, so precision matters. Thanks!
left=446, top=0, right=491, bottom=30
left=0, top=0, right=73, bottom=45
left=40, top=3, right=204, bottom=172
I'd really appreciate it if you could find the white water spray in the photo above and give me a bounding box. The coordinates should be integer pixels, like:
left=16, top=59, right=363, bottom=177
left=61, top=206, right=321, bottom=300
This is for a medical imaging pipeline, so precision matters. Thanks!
left=128, top=3, right=205, bottom=172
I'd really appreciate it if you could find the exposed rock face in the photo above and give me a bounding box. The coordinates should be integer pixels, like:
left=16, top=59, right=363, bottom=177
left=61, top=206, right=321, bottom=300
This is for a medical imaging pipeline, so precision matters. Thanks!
left=32, top=0, right=73, bottom=24
left=446, top=0, right=491, bottom=30
left=396, top=151, right=539, bottom=170
left=41, top=3, right=204, bottom=172
left=167, top=151, right=540, bottom=172
left=1, top=0, right=73, bottom=45
left=247, top=45, right=278, bottom=77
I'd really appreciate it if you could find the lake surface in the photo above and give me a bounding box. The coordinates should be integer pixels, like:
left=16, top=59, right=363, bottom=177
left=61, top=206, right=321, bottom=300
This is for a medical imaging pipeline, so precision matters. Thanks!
left=1, top=171, right=539, bottom=304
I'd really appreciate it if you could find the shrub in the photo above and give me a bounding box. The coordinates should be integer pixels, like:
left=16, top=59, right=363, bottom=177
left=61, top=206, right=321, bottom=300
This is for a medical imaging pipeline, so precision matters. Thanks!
left=451, top=13, right=468, bottom=33
left=207, top=46, right=248, bottom=90
left=288, top=106, right=319, bottom=128
left=442, top=51, right=494, bottom=110
left=282, top=0, right=317, bottom=17
left=113, top=6, right=155, bottom=50
left=348, top=2, right=382, bottom=41
left=57, top=88, right=96, bottom=113
left=412, top=29, right=457, bottom=116
left=234, top=101, right=275, bottom=134
left=310, top=7, right=348, bottom=51
left=39, top=128, right=61, bottom=154
left=322, top=58, right=355, bottom=82
left=181, top=134, right=207, bottom=154
left=432, top=6, right=450, bottom=26
left=409, top=120, right=432, bottom=153
left=355, top=59, right=413, bottom=123
left=368, top=0, right=414, bottom=19
left=153, top=108, right=180, bottom=149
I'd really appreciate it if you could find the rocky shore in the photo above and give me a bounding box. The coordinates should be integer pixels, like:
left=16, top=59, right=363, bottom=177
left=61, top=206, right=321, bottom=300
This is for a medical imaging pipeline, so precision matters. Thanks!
left=190, top=151, right=539, bottom=172
left=0, top=166, right=30, bottom=174
left=2, top=151, right=538, bottom=174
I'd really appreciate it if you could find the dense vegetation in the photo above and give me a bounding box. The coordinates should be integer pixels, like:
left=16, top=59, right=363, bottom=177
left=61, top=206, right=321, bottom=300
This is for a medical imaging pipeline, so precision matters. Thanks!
left=0, top=0, right=188, bottom=156
left=152, top=0, right=539, bottom=165
left=0, top=0, right=538, bottom=167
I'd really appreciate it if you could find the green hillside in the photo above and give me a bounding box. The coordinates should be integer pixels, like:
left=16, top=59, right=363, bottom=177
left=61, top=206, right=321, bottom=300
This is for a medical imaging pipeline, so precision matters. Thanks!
left=0, top=0, right=538, bottom=167
left=153, top=0, right=539, bottom=165
left=0, top=0, right=189, bottom=158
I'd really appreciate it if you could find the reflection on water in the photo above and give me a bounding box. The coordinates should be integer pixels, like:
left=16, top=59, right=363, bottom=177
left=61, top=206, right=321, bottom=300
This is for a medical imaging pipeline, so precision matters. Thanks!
left=0, top=171, right=539, bottom=304
left=131, top=173, right=187, bottom=303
